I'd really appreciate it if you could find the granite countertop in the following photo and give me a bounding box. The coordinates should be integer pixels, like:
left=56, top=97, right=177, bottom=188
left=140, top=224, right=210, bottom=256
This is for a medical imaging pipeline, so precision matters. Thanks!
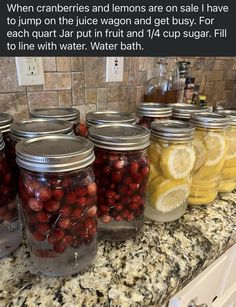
left=1, top=192, right=236, bottom=307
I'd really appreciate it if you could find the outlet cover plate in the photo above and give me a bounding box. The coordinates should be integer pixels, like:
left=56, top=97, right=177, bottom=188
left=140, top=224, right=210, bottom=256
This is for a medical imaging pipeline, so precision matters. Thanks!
left=106, top=57, right=124, bottom=82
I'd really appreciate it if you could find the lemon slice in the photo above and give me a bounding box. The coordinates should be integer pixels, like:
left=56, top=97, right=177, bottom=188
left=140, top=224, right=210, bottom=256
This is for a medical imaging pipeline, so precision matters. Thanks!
left=221, top=166, right=236, bottom=179
left=193, top=159, right=225, bottom=179
left=150, top=179, right=189, bottom=212
left=190, top=188, right=217, bottom=198
left=193, top=138, right=206, bottom=171
left=188, top=192, right=217, bottom=205
left=149, top=163, right=162, bottom=183
left=148, top=142, right=162, bottom=164
left=160, top=145, right=195, bottom=179
left=226, top=130, right=236, bottom=160
left=204, top=133, right=226, bottom=166
left=219, top=181, right=236, bottom=193
left=224, top=156, right=236, bottom=168
left=148, top=176, right=166, bottom=195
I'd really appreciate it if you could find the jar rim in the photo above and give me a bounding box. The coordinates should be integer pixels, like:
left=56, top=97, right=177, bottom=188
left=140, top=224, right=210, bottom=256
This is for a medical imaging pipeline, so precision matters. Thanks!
left=136, top=103, right=172, bottom=117
left=30, top=107, right=80, bottom=124
left=88, top=123, right=150, bottom=151
left=0, top=112, right=14, bottom=133
left=190, top=112, right=230, bottom=129
left=86, top=111, right=136, bottom=126
left=10, top=119, right=73, bottom=141
left=217, top=110, right=236, bottom=126
left=16, top=135, right=95, bottom=172
left=172, top=104, right=207, bottom=119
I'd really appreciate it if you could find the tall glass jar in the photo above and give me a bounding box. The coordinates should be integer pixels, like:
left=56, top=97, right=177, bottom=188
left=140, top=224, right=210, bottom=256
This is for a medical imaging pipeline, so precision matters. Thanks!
left=145, top=121, right=195, bottom=222
left=0, top=133, right=22, bottom=258
left=30, top=107, right=82, bottom=136
left=136, top=103, right=172, bottom=129
left=189, top=113, right=230, bottom=205
left=88, top=124, right=150, bottom=241
left=172, top=104, right=207, bottom=122
left=217, top=110, right=236, bottom=192
left=16, top=135, right=97, bottom=276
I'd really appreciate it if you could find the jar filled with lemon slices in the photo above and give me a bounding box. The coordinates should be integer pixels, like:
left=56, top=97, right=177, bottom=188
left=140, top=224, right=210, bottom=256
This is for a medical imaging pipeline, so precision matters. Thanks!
left=145, top=120, right=196, bottom=222
left=172, top=104, right=207, bottom=122
left=217, top=110, right=236, bottom=192
left=189, top=112, right=230, bottom=205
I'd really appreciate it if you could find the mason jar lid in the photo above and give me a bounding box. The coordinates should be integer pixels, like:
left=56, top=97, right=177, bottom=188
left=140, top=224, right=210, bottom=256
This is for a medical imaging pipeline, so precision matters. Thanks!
left=217, top=110, right=236, bottom=126
left=16, top=135, right=95, bottom=172
left=88, top=123, right=150, bottom=151
left=30, top=108, right=80, bottom=124
left=0, top=112, right=14, bottom=133
left=190, top=112, right=230, bottom=129
left=136, top=103, right=172, bottom=118
left=10, top=119, right=73, bottom=142
left=0, top=132, right=5, bottom=151
left=86, top=111, right=136, bottom=126
left=172, top=104, right=207, bottom=119
left=151, top=120, right=195, bottom=141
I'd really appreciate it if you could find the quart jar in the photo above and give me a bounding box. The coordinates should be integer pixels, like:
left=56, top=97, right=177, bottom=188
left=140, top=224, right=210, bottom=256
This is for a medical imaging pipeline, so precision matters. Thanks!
left=217, top=110, right=236, bottom=192
left=172, top=104, right=207, bottom=122
left=0, top=112, right=14, bottom=168
left=145, top=120, right=195, bottom=222
left=16, top=135, right=97, bottom=276
left=88, top=124, right=150, bottom=241
left=30, top=107, right=83, bottom=136
left=86, top=111, right=136, bottom=127
left=136, top=103, right=172, bottom=129
left=0, top=132, right=22, bottom=258
left=189, top=112, right=230, bottom=205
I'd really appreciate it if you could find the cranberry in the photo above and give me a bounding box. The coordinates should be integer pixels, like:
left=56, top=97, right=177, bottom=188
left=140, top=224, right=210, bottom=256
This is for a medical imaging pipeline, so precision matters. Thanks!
left=76, top=186, right=87, bottom=197
left=129, top=183, right=140, bottom=191
left=102, top=215, right=112, bottom=223
left=75, top=123, right=88, bottom=137
left=4, top=173, right=12, bottom=184
left=114, top=159, right=125, bottom=170
left=87, top=183, right=97, bottom=196
left=36, top=187, right=52, bottom=202
left=123, top=176, right=132, bottom=185
left=35, top=211, right=50, bottom=223
left=52, top=189, right=64, bottom=200
left=50, top=228, right=65, bottom=241
left=37, top=223, right=50, bottom=234
left=54, top=243, right=65, bottom=254
left=75, top=197, right=87, bottom=207
left=130, top=161, right=139, bottom=174
left=65, top=192, right=77, bottom=205
left=111, top=171, right=122, bottom=183
left=73, top=207, right=83, bottom=219
left=61, top=235, right=73, bottom=246
left=86, top=206, right=97, bottom=217
left=58, top=218, right=72, bottom=230
left=103, top=165, right=111, bottom=175
left=59, top=206, right=72, bottom=218
left=129, top=203, right=140, bottom=210
left=44, top=200, right=60, bottom=212
left=115, top=203, right=124, bottom=212
left=141, top=167, right=150, bottom=177
left=28, top=198, right=43, bottom=212
left=106, top=190, right=115, bottom=198
left=32, top=231, right=46, bottom=241
left=121, top=210, right=130, bottom=220
left=131, top=195, right=141, bottom=203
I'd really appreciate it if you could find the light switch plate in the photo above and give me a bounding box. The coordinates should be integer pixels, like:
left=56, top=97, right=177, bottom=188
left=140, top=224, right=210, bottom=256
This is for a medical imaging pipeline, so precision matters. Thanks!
left=106, top=57, right=124, bottom=82
left=15, top=57, right=45, bottom=86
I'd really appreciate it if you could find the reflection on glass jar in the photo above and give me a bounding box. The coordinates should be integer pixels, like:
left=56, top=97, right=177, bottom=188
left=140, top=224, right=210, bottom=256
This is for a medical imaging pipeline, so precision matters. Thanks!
left=16, top=135, right=97, bottom=276
left=0, top=132, right=22, bottom=258
left=217, top=110, right=236, bottom=193
left=136, top=103, right=172, bottom=129
left=145, top=120, right=195, bottom=222
left=189, top=112, right=230, bottom=205
left=89, top=124, right=150, bottom=241
left=30, top=107, right=81, bottom=136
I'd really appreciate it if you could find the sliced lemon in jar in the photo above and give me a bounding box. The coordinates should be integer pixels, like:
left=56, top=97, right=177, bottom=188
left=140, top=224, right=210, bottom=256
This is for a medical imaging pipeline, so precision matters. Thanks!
left=224, top=156, right=236, bottom=168
left=160, top=145, right=196, bottom=179
left=193, top=158, right=225, bottom=179
left=219, top=181, right=236, bottom=193
left=193, top=138, right=206, bottom=171
left=221, top=166, right=236, bottom=179
left=148, top=142, right=162, bottom=164
left=188, top=192, right=217, bottom=205
left=204, top=133, right=226, bottom=166
left=148, top=176, right=166, bottom=195
left=149, top=163, right=162, bottom=183
left=149, top=179, right=190, bottom=213
left=226, top=131, right=236, bottom=160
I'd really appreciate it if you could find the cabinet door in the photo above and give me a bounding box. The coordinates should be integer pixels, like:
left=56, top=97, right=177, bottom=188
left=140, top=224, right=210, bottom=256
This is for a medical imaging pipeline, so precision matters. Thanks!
left=212, top=282, right=236, bottom=307
left=168, top=254, right=228, bottom=307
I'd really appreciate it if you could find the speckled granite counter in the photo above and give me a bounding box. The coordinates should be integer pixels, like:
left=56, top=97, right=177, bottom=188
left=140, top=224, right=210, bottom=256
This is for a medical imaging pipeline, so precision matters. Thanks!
left=1, top=192, right=236, bottom=307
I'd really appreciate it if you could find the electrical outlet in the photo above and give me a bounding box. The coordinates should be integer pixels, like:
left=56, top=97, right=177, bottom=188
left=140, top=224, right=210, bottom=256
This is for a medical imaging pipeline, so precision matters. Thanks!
left=15, top=57, right=44, bottom=86
left=106, top=57, right=124, bottom=82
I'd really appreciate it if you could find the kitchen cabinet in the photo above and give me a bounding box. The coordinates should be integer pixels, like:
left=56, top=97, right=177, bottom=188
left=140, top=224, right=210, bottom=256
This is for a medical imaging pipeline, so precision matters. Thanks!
left=169, top=244, right=236, bottom=307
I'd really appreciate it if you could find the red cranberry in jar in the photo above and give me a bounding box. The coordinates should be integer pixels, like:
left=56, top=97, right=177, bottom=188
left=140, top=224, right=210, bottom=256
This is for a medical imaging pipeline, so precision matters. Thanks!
left=0, top=132, right=22, bottom=258
left=88, top=123, right=150, bottom=241
left=16, top=135, right=97, bottom=276
left=136, top=103, right=172, bottom=129
left=30, top=107, right=81, bottom=136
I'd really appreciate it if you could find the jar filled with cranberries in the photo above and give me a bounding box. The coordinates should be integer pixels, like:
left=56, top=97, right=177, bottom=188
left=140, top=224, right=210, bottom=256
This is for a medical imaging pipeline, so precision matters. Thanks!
left=0, top=132, right=22, bottom=258
left=136, top=103, right=172, bottom=129
left=0, top=112, right=14, bottom=168
left=16, top=135, right=97, bottom=276
left=29, top=107, right=84, bottom=136
left=88, top=124, right=150, bottom=241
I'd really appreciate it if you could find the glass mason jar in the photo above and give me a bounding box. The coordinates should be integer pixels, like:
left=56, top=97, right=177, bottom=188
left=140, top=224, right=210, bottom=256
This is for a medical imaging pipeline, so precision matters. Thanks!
left=136, top=103, right=172, bottom=129
left=0, top=112, right=14, bottom=168
left=88, top=124, right=150, bottom=241
left=30, top=107, right=83, bottom=136
left=172, top=104, right=207, bottom=122
left=145, top=121, right=195, bottom=222
left=217, top=110, right=236, bottom=192
left=189, top=112, right=230, bottom=205
left=16, top=135, right=97, bottom=276
left=0, top=132, right=22, bottom=258
left=86, top=111, right=136, bottom=127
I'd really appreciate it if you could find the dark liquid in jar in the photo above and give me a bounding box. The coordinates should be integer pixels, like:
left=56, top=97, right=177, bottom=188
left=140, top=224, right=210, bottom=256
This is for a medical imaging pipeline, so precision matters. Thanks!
left=144, top=89, right=179, bottom=104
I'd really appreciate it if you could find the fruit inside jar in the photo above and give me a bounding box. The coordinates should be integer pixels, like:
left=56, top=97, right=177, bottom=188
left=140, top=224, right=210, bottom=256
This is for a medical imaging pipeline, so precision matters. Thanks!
left=16, top=135, right=97, bottom=276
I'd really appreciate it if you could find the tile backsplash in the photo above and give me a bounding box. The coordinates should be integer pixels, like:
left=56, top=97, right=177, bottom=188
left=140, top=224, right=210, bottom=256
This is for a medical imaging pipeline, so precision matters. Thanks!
left=0, top=57, right=236, bottom=121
